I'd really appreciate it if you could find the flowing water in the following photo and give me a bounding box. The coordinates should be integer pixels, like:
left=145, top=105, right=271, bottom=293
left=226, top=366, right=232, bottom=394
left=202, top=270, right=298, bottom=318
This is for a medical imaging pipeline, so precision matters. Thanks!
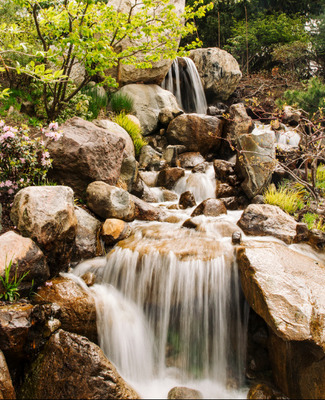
left=162, top=57, right=207, bottom=114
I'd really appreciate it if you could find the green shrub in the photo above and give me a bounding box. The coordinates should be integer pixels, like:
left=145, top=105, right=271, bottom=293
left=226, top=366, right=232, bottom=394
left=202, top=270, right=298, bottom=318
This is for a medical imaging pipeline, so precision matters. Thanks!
left=0, top=259, right=29, bottom=302
left=316, top=163, right=325, bottom=190
left=55, top=91, right=93, bottom=123
left=110, top=92, right=134, bottom=114
left=302, top=212, right=325, bottom=232
left=82, top=83, right=108, bottom=119
left=263, top=183, right=304, bottom=214
left=114, top=114, right=146, bottom=156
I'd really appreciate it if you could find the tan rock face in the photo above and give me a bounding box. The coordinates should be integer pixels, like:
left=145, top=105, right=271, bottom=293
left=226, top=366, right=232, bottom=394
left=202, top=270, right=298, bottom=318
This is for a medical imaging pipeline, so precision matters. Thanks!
left=191, top=199, right=227, bottom=217
left=0, top=350, right=16, bottom=400
left=19, top=329, right=140, bottom=400
left=177, top=152, right=205, bottom=169
left=101, top=219, right=131, bottom=246
left=34, top=276, right=97, bottom=343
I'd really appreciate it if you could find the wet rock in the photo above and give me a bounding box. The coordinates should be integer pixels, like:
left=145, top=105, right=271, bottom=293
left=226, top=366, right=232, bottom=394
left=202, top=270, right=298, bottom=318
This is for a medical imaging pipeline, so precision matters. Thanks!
left=120, top=156, right=138, bottom=192
left=232, top=231, right=242, bottom=244
left=213, top=159, right=235, bottom=182
left=47, top=117, right=125, bottom=197
left=168, top=386, right=203, bottom=399
left=237, top=204, right=308, bottom=244
left=131, top=195, right=165, bottom=221
left=308, top=228, right=325, bottom=251
left=191, top=199, right=227, bottom=217
left=158, top=107, right=181, bottom=126
left=192, top=162, right=209, bottom=173
left=166, top=114, right=224, bottom=156
left=179, top=191, right=196, bottom=209
left=19, top=329, right=139, bottom=400
left=141, top=185, right=159, bottom=203
left=225, top=103, right=255, bottom=139
left=138, top=171, right=158, bottom=187
left=177, top=152, right=205, bottom=169
left=162, top=189, right=178, bottom=202
left=251, top=195, right=264, bottom=204
left=139, top=145, right=164, bottom=171
left=81, top=272, right=96, bottom=287
left=72, top=207, right=102, bottom=261
left=10, top=186, right=77, bottom=276
left=0, top=349, right=16, bottom=399
left=157, top=167, right=185, bottom=189
left=247, top=382, right=288, bottom=399
left=163, top=145, right=187, bottom=167
left=182, top=218, right=199, bottom=230
left=189, top=47, right=242, bottom=101
left=33, top=276, right=97, bottom=343
left=281, top=105, right=301, bottom=126
left=220, top=196, right=239, bottom=210
left=216, top=182, right=238, bottom=198
left=117, top=84, right=182, bottom=135
left=101, top=219, right=131, bottom=246
left=86, top=181, right=135, bottom=222
left=0, top=231, right=49, bottom=295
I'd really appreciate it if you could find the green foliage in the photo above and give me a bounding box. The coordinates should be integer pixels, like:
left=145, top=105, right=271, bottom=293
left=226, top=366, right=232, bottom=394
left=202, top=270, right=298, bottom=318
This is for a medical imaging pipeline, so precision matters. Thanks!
left=302, top=212, right=325, bottom=231
left=272, top=41, right=311, bottom=77
left=114, top=113, right=147, bottom=156
left=282, top=77, right=325, bottom=116
left=110, top=92, right=134, bottom=115
left=82, top=84, right=108, bottom=120
left=263, top=183, right=304, bottom=214
left=55, top=91, right=93, bottom=123
left=0, top=259, right=29, bottom=302
left=316, top=163, right=325, bottom=190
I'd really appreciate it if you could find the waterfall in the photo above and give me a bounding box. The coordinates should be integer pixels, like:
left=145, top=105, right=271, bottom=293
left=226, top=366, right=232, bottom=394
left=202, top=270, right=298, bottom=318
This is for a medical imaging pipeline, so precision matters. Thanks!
left=162, top=57, right=207, bottom=114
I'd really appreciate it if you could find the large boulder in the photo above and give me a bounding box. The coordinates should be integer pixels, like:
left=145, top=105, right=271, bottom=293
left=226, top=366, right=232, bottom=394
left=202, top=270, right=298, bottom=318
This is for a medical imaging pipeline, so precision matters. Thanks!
left=33, top=276, right=97, bottom=343
left=19, top=329, right=139, bottom=399
left=86, top=181, right=136, bottom=222
left=117, top=84, right=182, bottom=135
left=189, top=48, right=242, bottom=101
left=166, top=114, right=224, bottom=155
left=0, top=350, right=16, bottom=399
left=10, top=186, right=77, bottom=275
left=157, top=167, right=185, bottom=189
left=238, top=204, right=309, bottom=244
left=0, top=231, right=50, bottom=295
left=237, top=241, right=325, bottom=399
left=226, top=103, right=255, bottom=140
left=47, top=117, right=125, bottom=197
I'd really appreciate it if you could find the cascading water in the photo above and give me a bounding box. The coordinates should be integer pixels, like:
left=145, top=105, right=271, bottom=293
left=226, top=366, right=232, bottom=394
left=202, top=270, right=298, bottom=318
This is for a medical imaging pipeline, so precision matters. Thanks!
left=162, top=57, right=207, bottom=114
left=72, top=165, right=249, bottom=399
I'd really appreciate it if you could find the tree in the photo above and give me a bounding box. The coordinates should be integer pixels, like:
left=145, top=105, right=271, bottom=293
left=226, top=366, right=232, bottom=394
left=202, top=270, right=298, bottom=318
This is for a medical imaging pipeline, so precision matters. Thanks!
left=1, top=0, right=212, bottom=120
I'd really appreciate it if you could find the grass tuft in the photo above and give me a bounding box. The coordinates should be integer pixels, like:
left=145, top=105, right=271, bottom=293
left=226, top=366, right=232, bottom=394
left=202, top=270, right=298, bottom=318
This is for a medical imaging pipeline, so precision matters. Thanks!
left=110, top=92, right=134, bottom=114
left=113, top=113, right=146, bottom=156
left=263, top=183, right=304, bottom=214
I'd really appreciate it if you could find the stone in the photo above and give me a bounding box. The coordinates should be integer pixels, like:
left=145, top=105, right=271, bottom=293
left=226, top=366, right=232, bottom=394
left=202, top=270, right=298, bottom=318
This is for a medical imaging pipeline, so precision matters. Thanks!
left=0, top=204, right=2, bottom=232
left=141, top=184, right=159, bottom=203
left=72, top=207, right=102, bottom=261
left=10, top=186, right=77, bottom=276
left=93, top=119, right=135, bottom=158
left=213, top=159, right=235, bottom=182
left=162, top=189, right=178, bottom=202
left=237, top=204, right=309, bottom=244
left=308, top=228, right=325, bottom=251
left=192, top=162, right=209, bottom=173
left=139, top=145, right=164, bottom=170
left=138, top=171, right=159, bottom=187
left=120, top=156, right=138, bottom=192
left=33, top=276, right=97, bottom=343
left=281, top=106, right=301, bottom=126
left=0, top=350, right=16, bottom=399
left=220, top=196, right=239, bottom=210
left=247, top=382, right=287, bottom=400
left=131, top=195, right=165, bottom=221
left=117, top=85, right=182, bottom=135
left=179, top=191, right=196, bottom=209
left=158, top=107, right=179, bottom=126
left=231, top=231, right=242, bottom=244
left=47, top=117, right=125, bottom=197
left=19, top=329, right=139, bottom=400
left=81, top=272, right=96, bottom=287
left=163, top=145, right=187, bottom=167
left=191, top=199, right=227, bottom=217
left=157, top=167, right=185, bottom=190
left=0, top=231, right=49, bottom=295
left=86, top=181, right=135, bottom=222
left=177, top=152, right=205, bottom=169
left=168, top=386, right=203, bottom=399
left=216, top=182, right=238, bottom=198
left=189, top=47, right=242, bottom=101
left=167, top=114, right=224, bottom=156
left=101, top=219, right=131, bottom=246
left=226, top=103, right=255, bottom=140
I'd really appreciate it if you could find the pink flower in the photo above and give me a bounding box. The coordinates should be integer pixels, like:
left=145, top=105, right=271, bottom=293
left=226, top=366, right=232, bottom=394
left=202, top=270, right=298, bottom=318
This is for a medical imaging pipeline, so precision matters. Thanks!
left=49, top=122, right=58, bottom=131
left=4, top=180, right=13, bottom=187
left=7, top=189, right=14, bottom=195
left=20, top=158, right=26, bottom=164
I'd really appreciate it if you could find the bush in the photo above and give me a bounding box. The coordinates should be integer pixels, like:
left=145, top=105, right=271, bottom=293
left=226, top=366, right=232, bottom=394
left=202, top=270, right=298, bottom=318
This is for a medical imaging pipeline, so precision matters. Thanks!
left=263, top=183, right=304, bottom=214
left=113, top=114, right=146, bottom=156
left=302, top=212, right=325, bottom=232
left=110, top=92, right=134, bottom=114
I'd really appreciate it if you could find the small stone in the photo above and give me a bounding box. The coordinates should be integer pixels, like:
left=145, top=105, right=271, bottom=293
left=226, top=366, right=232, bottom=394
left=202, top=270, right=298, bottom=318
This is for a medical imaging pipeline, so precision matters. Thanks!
left=81, top=272, right=96, bottom=287
left=168, top=386, right=203, bottom=399
left=232, top=231, right=242, bottom=244
left=179, top=191, right=196, bottom=209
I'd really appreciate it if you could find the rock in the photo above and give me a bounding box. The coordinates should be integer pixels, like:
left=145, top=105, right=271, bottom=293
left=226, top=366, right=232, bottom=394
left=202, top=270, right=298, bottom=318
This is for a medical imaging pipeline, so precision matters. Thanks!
left=81, top=272, right=96, bottom=287
left=226, top=103, right=255, bottom=140
left=20, top=101, right=35, bottom=117
left=157, top=167, right=185, bottom=189
left=252, top=195, right=264, bottom=204
left=101, top=219, right=131, bottom=246
left=92, top=119, right=135, bottom=158
left=179, top=191, right=196, bottom=209
left=281, top=106, right=301, bottom=126
left=139, top=145, right=164, bottom=170
left=237, top=240, right=325, bottom=399
left=0, top=350, right=16, bottom=399
left=308, top=229, right=325, bottom=251
left=189, top=47, right=242, bottom=101
left=86, top=181, right=135, bottom=222
left=138, top=171, right=159, bottom=187
left=131, top=195, right=165, bottom=221
left=141, top=185, right=159, bottom=203
left=117, top=84, right=182, bottom=135
left=216, top=182, right=238, bottom=198
left=220, top=196, right=239, bottom=210
left=33, top=276, right=97, bottom=343
left=120, top=156, right=138, bottom=192
left=47, top=117, right=125, bottom=197
left=191, top=199, right=227, bottom=217
left=72, top=207, right=102, bottom=261
left=10, top=186, right=77, bottom=276
left=247, top=382, right=287, bottom=399
left=237, top=204, right=309, bottom=244
left=232, top=231, right=242, bottom=244
left=192, top=162, right=209, bottom=173
left=163, top=145, right=187, bottom=167
left=213, top=159, right=235, bottom=182
left=0, top=231, right=49, bottom=295
left=162, top=189, right=178, bottom=202
left=168, top=386, right=203, bottom=399
left=177, top=152, right=205, bottom=168
left=166, top=114, right=224, bottom=156
left=19, top=329, right=139, bottom=400
left=158, top=107, right=181, bottom=126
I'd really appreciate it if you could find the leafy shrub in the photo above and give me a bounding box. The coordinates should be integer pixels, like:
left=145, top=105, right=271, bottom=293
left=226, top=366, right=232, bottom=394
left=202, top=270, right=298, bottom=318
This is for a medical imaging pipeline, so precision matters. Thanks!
left=263, top=183, right=304, bottom=214
left=0, top=121, right=62, bottom=197
left=110, top=92, right=134, bottom=114
left=302, top=212, right=325, bottom=232
left=82, top=84, right=108, bottom=119
left=114, top=114, right=146, bottom=156
left=0, top=259, right=29, bottom=302
left=53, top=91, right=93, bottom=123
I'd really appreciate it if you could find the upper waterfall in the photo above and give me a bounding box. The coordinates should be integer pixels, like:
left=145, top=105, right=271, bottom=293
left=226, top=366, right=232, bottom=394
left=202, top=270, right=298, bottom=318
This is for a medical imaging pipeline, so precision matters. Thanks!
left=162, top=57, right=207, bottom=114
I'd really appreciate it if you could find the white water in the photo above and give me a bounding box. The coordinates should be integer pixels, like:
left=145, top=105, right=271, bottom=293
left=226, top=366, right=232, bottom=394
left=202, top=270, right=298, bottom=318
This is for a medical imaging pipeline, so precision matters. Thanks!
left=162, top=57, right=207, bottom=114
left=252, top=121, right=301, bottom=147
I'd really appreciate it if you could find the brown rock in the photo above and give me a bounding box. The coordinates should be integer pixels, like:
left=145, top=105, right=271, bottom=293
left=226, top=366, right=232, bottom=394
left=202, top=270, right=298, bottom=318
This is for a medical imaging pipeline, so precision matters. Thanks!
left=168, top=386, right=203, bottom=399
left=157, top=167, right=185, bottom=189
left=33, top=276, right=97, bottom=343
left=47, top=117, right=125, bottom=197
left=213, top=159, right=235, bottom=182
left=162, top=190, right=178, bottom=202
left=220, top=196, right=239, bottom=210
left=192, top=162, right=209, bottom=173
left=191, top=199, right=227, bottom=217
left=226, top=103, right=254, bottom=139
left=19, top=329, right=139, bottom=400
left=101, top=219, right=131, bottom=245
left=179, top=191, right=196, bottom=209
left=177, top=152, right=205, bottom=169
left=216, top=182, right=238, bottom=198
left=131, top=195, right=165, bottom=221
left=0, top=350, right=16, bottom=399
left=281, top=105, right=301, bottom=126
left=247, top=382, right=288, bottom=399
left=166, top=114, right=224, bottom=155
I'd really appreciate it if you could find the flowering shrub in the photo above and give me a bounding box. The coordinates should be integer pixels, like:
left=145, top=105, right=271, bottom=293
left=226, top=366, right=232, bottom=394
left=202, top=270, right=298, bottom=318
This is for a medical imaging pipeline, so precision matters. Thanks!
left=0, top=121, right=62, bottom=197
